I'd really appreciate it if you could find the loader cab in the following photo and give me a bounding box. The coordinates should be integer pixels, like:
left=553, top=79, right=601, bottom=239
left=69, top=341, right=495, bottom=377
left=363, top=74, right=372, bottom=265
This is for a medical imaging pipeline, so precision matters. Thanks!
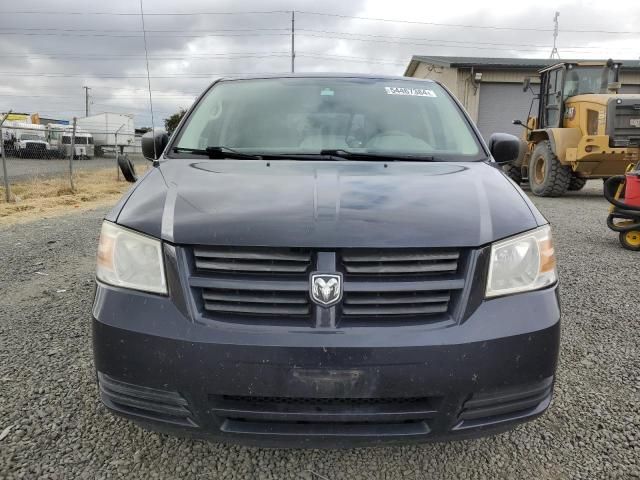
left=537, top=61, right=621, bottom=129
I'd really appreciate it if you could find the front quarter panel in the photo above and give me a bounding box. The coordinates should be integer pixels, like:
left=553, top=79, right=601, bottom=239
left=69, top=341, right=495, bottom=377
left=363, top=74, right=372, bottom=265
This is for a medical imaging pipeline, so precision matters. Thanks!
left=107, top=167, right=168, bottom=236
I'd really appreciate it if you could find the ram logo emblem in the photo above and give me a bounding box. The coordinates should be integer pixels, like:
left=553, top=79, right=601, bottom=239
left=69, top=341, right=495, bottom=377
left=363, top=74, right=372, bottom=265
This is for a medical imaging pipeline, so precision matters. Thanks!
left=310, top=273, right=343, bottom=307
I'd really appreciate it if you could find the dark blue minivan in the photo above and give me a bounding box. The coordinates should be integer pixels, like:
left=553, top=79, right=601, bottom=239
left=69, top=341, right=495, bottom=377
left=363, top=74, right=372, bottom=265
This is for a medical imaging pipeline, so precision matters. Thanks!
left=92, top=74, right=560, bottom=448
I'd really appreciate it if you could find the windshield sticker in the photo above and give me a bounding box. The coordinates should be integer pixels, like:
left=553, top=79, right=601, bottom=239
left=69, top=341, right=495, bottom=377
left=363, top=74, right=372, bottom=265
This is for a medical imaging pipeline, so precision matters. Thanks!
left=384, top=87, right=437, bottom=97
left=320, top=88, right=335, bottom=96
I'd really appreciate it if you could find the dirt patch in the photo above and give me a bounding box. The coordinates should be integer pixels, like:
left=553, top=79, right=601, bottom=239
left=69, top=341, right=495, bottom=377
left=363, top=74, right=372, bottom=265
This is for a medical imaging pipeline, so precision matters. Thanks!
left=0, top=167, right=147, bottom=225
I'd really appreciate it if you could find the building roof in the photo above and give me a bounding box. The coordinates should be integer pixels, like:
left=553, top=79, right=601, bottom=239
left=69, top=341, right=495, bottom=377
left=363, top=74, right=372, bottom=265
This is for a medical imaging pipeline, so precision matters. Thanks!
left=404, top=56, right=640, bottom=76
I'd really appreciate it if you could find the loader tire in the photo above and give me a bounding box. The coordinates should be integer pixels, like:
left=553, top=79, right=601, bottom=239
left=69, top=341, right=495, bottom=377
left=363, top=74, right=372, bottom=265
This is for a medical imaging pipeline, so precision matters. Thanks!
left=529, top=141, right=571, bottom=197
left=568, top=175, right=587, bottom=191
left=503, top=164, right=523, bottom=184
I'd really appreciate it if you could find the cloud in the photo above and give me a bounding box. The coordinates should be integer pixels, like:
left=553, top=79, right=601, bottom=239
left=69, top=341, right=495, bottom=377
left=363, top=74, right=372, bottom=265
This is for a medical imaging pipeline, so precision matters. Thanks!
left=1, top=0, right=639, bottom=126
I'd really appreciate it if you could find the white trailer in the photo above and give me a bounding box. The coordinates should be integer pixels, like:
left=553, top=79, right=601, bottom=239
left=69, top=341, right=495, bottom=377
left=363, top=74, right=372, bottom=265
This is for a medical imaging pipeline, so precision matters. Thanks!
left=76, top=113, right=134, bottom=156
left=46, top=124, right=95, bottom=159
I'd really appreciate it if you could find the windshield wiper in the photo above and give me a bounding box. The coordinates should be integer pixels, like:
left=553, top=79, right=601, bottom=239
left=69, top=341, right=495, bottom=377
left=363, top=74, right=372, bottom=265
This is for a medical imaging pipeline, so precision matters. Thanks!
left=319, top=149, right=437, bottom=162
left=173, top=146, right=262, bottom=160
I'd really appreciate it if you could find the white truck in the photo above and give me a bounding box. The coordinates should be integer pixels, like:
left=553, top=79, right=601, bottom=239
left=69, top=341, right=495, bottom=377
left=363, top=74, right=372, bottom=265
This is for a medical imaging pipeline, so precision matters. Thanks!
left=8, top=122, right=52, bottom=159
left=76, top=113, right=134, bottom=156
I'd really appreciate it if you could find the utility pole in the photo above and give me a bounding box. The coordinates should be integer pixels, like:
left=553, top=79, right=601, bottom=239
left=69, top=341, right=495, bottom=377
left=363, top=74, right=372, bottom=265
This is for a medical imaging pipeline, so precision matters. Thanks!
left=83, top=86, right=91, bottom=117
left=550, top=11, right=560, bottom=59
left=291, top=10, right=295, bottom=73
left=1, top=110, right=12, bottom=202
left=69, top=117, right=77, bottom=192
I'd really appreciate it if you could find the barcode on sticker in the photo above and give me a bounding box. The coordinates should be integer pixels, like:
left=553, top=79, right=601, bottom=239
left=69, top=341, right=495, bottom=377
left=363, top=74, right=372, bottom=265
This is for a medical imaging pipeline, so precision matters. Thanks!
left=384, top=87, right=437, bottom=97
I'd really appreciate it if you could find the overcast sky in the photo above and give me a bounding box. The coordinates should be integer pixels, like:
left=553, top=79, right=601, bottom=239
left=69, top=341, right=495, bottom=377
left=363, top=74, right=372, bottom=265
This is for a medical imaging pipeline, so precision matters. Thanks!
left=1, top=0, right=639, bottom=126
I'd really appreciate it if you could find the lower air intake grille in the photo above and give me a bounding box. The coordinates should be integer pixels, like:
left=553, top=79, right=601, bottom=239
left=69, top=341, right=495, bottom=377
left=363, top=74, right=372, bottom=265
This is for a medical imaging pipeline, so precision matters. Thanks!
left=455, top=377, right=553, bottom=429
left=98, top=372, right=196, bottom=427
left=210, top=394, right=441, bottom=434
left=194, top=246, right=312, bottom=274
left=214, top=395, right=438, bottom=408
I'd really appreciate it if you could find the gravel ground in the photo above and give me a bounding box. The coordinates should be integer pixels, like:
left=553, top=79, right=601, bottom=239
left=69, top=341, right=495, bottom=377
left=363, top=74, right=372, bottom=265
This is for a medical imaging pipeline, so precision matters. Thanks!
left=0, top=181, right=638, bottom=479
left=0, top=155, right=147, bottom=183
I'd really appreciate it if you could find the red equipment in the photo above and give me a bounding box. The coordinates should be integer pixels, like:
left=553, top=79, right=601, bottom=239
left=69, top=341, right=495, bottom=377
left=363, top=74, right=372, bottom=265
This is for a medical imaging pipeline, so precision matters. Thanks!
left=625, top=171, right=640, bottom=208
left=604, top=163, right=640, bottom=251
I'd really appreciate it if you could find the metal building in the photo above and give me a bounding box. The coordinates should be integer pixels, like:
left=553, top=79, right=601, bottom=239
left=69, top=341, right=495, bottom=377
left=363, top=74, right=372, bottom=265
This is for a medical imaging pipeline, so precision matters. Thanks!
left=404, top=56, right=640, bottom=140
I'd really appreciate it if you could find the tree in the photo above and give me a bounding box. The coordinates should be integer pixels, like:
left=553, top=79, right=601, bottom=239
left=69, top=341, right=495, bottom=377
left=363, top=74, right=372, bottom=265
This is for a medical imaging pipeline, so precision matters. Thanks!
left=164, top=108, right=186, bottom=135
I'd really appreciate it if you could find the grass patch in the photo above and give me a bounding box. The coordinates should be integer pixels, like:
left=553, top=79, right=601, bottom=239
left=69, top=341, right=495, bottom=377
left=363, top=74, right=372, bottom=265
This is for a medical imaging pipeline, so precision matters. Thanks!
left=0, top=167, right=148, bottom=225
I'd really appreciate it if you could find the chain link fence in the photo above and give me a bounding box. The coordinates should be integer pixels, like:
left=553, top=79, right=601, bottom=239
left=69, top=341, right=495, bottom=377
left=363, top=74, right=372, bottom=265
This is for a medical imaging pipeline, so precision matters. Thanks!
left=1, top=117, right=146, bottom=203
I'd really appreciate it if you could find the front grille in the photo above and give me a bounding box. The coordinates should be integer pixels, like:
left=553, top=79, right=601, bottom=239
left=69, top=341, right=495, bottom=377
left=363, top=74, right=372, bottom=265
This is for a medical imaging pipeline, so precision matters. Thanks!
left=455, top=377, right=553, bottom=430
left=608, top=99, right=640, bottom=147
left=202, top=287, right=310, bottom=316
left=98, top=372, right=196, bottom=427
left=187, top=246, right=472, bottom=326
left=194, top=246, right=312, bottom=274
left=340, top=248, right=460, bottom=275
left=25, top=142, right=46, bottom=151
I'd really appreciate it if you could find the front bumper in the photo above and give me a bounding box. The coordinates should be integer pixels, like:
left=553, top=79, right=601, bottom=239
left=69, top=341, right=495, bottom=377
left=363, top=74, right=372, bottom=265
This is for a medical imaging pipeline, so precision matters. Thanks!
left=92, top=283, right=561, bottom=448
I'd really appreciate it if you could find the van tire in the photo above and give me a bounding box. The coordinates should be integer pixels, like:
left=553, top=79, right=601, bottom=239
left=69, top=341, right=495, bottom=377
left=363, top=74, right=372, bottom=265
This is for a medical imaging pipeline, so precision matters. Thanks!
left=568, top=175, right=587, bottom=191
left=529, top=141, right=571, bottom=197
left=503, top=164, right=522, bottom=184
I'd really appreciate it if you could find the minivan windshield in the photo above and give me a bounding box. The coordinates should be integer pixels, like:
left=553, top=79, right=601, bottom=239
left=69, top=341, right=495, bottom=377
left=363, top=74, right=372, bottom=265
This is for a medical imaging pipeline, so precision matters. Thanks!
left=173, top=78, right=484, bottom=161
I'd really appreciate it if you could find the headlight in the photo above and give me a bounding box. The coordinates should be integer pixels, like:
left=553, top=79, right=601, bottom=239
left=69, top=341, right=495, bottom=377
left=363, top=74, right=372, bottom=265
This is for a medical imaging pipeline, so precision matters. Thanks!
left=96, top=221, right=167, bottom=294
left=486, top=225, right=557, bottom=298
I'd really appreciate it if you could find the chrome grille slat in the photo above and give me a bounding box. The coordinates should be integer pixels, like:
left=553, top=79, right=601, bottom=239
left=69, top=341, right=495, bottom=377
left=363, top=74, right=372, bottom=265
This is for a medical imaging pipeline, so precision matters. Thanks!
left=196, top=259, right=310, bottom=273
left=342, top=304, right=449, bottom=316
left=344, top=261, right=458, bottom=274
left=194, top=248, right=311, bottom=262
left=204, top=301, right=310, bottom=315
left=202, top=290, right=308, bottom=304
left=344, top=292, right=450, bottom=305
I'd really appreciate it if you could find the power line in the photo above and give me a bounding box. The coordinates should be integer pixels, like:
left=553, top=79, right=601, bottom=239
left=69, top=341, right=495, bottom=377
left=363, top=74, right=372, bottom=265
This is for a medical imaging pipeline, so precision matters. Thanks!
left=0, top=72, right=281, bottom=78
left=0, top=94, right=198, bottom=99
left=296, top=33, right=630, bottom=54
left=0, top=31, right=291, bottom=38
left=0, top=52, right=291, bottom=60
left=296, top=11, right=554, bottom=32
left=295, top=11, right=640, bottom=34
left=297, top=53, right=406, bottom=65
left=1, top=10, right=289, bottom=16
left=2, top=9, right=638, bottom=34
left=297, top=28, right=640, bottom=51
left=0, top=27, right=289, bottom=33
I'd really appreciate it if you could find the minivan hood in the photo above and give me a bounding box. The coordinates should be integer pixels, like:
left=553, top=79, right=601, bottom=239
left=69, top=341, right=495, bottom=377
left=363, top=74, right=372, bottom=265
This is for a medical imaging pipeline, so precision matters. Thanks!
left=115, top=160, right=541, bottom=248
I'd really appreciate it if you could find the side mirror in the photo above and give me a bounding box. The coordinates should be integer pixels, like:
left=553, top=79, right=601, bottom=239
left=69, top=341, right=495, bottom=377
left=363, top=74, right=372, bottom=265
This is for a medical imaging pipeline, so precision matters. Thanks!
left=512, top=119, right=524, bottom=126
left=488, top=133, right=521, bottom=164
left=118, top=154, right=137, bottom=183
left=141, top=128, right=169, bottom=161
left=522, top=77, right=531, bottom=92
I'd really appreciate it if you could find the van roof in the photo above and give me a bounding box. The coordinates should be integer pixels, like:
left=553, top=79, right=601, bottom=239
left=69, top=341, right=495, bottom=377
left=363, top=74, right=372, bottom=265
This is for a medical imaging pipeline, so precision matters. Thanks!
left=214, top=73, right=436, bottom=83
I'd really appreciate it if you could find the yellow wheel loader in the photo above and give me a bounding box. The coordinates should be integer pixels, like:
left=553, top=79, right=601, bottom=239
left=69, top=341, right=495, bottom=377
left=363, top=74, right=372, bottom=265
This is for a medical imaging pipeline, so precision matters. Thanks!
left=507, top=60, right=640, bottom=197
